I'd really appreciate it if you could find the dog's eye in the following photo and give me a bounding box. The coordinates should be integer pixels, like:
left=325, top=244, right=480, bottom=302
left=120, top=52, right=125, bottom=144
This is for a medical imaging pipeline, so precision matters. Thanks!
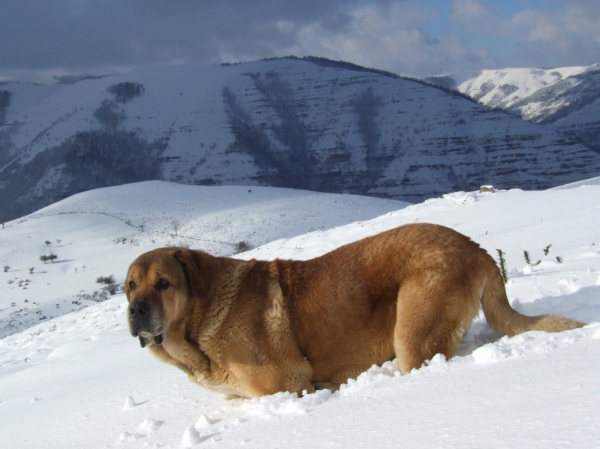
left=158, top=279, right=170, bottom=290
left=128, top=281, right=136, bottom=290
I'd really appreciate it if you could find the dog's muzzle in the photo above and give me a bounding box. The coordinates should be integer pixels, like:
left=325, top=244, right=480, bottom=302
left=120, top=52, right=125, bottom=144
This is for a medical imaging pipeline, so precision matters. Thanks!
left=128, top=301, right=164, bottom=348
left=128, top=301, right=150, bottom=334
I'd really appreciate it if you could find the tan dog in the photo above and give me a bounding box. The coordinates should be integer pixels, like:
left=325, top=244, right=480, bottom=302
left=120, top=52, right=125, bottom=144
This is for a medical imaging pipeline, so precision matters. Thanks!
left=125, top=223, right=583, bottom=397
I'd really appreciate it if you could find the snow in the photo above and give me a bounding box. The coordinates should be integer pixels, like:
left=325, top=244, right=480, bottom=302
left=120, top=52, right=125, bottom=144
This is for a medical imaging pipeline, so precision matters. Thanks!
left=1, top=179, right=600, bottom=448
left=458, top=65, right=590, bottom=108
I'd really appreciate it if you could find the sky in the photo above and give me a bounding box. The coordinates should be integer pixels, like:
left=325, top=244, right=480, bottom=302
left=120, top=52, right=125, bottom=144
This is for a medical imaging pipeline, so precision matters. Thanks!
left=1, top=0, right=599, bottom=83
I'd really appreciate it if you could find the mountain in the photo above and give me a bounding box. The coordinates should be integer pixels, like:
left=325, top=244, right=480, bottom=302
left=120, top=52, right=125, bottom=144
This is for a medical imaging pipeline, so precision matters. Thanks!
left=457, top=65, right=592, bottom=110
left=1, top=56, right=599, bottom=223
left=458, top=64, right=600, bottom=152
left=1, top=178, right=599, bottom=448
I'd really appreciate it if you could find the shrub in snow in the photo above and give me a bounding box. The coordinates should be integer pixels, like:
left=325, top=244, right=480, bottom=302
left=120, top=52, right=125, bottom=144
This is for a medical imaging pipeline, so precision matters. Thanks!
left=93, top=100, right=125, bottom=129
left=76, top=289, right=110, bottom=302
left=496, top=249, right=509, bottom=284
left=171, top=219, right=180, bottom=236
left=0, top=89, right=11, bottom=125
left=234, top=241, right=252, bottom=254
left=96, top=275, right=116, bottom=285
left=104, top=283, right=119, bottom=295
left=523, top=250, right=540, bottom=266
left=40, top=253, right=57, bottom=264
left=95, top=275, right=119, bottom=296
left=107, top=82, right=145, bottom=103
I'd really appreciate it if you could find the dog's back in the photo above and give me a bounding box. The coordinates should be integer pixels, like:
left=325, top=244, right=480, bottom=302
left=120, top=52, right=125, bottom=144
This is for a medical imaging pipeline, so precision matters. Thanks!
left=282, top=223, right=583, bottom=378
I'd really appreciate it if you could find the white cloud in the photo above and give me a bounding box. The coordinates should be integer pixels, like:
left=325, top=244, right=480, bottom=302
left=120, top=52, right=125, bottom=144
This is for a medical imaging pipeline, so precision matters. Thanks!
left=450, top=0, right=499, bottom=33
left=269, top=1, right=494, bottom=78
left=563, top=2, right=600, bottom=43
left=508, top=10, right=560, bottom=43
left=504, top=3, right=600, bottom=67
left=446, top=0, right=600, bottom=69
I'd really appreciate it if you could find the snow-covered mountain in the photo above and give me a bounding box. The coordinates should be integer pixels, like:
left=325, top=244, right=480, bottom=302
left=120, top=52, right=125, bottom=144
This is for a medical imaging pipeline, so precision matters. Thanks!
left=1, top=179, right=600, bottom=448
left=1, top=56, right=599, bottom=223
left=458, top=64, right=600, bottom=152
left=458, top=65, right=593, bottom=110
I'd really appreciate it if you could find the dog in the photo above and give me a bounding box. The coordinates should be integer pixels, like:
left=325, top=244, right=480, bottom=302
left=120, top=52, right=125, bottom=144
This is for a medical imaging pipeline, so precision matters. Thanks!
left=126, top=223, right=583, bottom=397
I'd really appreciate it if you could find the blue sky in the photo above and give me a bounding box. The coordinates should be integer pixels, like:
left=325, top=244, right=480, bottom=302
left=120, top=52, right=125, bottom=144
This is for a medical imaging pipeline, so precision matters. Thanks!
left=0, top=0, right=598, bottom=82
left=419, top=0, right=570, bottom=69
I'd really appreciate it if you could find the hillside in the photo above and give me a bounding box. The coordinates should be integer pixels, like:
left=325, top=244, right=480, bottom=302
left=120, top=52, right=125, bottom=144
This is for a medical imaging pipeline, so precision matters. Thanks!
left=458, top=64, right=600, bottom=152
left=1, top=57, right=599, bottom=222
left=457, top=65, right=593, bottom=110
left=0, top=181, right=405, bottom=339
left=0, top=179, right=599, bottom=448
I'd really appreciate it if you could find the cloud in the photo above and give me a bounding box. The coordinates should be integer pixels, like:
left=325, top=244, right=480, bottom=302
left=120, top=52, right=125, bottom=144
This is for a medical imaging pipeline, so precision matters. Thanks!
left=506, top=3, right=600, bottom=67
left=0, top=0, right=359, bottom=70
left=0, top=0, right=492, bottom=79
left=246, top=1, right=495, bottom=77
left=509, top=10, right=560, bottom=43
left=449, top=0, right=600, bottom=69
left=450, top=0, right=500, bottom=34
left=0, top=0, right=596, bottom=81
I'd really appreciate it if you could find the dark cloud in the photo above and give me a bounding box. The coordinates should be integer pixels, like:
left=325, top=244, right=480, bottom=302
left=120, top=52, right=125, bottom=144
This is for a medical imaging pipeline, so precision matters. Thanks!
left=0, top=0, right=359, bottom=70
left=0, top=0, right=596, bottom=81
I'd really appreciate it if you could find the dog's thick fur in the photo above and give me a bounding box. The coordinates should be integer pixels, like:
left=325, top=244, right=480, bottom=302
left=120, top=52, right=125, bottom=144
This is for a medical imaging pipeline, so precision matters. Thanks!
left=126, top=223, right=583, bottom=397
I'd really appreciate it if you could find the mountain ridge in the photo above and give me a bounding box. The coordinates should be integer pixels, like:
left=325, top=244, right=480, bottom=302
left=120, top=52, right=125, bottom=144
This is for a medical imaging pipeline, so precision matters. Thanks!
left=1, top=57, right=599, bottom=222
left=458, top=64, right=600, bottom=152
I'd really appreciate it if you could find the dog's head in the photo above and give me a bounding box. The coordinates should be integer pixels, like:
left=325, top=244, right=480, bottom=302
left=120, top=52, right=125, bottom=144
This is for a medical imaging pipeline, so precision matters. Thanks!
left=125, top=247, right=211, bottom=348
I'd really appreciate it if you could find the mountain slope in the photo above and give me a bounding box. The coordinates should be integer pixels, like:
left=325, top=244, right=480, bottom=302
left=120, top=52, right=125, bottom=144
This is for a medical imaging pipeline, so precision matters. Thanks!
left=1, top=57, right=599, bottom=223
left=457, top=65, right=593, bottom=110
left=0, top=181, right=405, bottom=339
left=458, top=64, right=600, bottom=152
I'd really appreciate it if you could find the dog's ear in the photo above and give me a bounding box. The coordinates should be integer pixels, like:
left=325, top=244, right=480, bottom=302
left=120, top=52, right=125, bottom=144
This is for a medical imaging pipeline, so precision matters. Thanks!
left=171, top=248, right=212, bottom=298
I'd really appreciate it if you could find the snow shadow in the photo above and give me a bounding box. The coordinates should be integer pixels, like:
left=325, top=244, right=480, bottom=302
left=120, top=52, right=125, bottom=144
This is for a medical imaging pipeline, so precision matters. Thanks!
left=457, top=285, right=600, bottom=357
left=51, top=259, right=75, bottom=264
left=512, top=285, right=600, bottom=324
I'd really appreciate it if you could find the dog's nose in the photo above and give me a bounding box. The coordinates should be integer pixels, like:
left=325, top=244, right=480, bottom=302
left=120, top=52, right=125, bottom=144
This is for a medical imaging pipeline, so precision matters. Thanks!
left=129, top=301, right=149, bottom=319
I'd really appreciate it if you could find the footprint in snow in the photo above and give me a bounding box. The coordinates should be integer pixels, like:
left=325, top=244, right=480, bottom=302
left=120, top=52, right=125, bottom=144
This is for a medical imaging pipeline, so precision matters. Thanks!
left=138, top=418, right=163, bottom=434
left=118, top=418, right=164, bottom=443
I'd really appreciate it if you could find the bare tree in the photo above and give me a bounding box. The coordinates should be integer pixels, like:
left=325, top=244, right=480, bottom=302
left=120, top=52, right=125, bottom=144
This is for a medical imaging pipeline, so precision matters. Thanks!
left=171, top=219, right=180, bottom=236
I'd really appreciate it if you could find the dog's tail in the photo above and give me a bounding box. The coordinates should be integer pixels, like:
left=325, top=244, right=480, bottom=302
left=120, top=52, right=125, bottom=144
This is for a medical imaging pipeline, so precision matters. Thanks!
left=481, top=268, right=583, bottom=336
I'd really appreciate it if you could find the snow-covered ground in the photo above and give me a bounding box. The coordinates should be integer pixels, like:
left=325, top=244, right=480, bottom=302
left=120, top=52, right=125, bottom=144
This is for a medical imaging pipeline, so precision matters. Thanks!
left=0, top=181, right=404, bottom=339
left=1, top=179, right=600, bottom=448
